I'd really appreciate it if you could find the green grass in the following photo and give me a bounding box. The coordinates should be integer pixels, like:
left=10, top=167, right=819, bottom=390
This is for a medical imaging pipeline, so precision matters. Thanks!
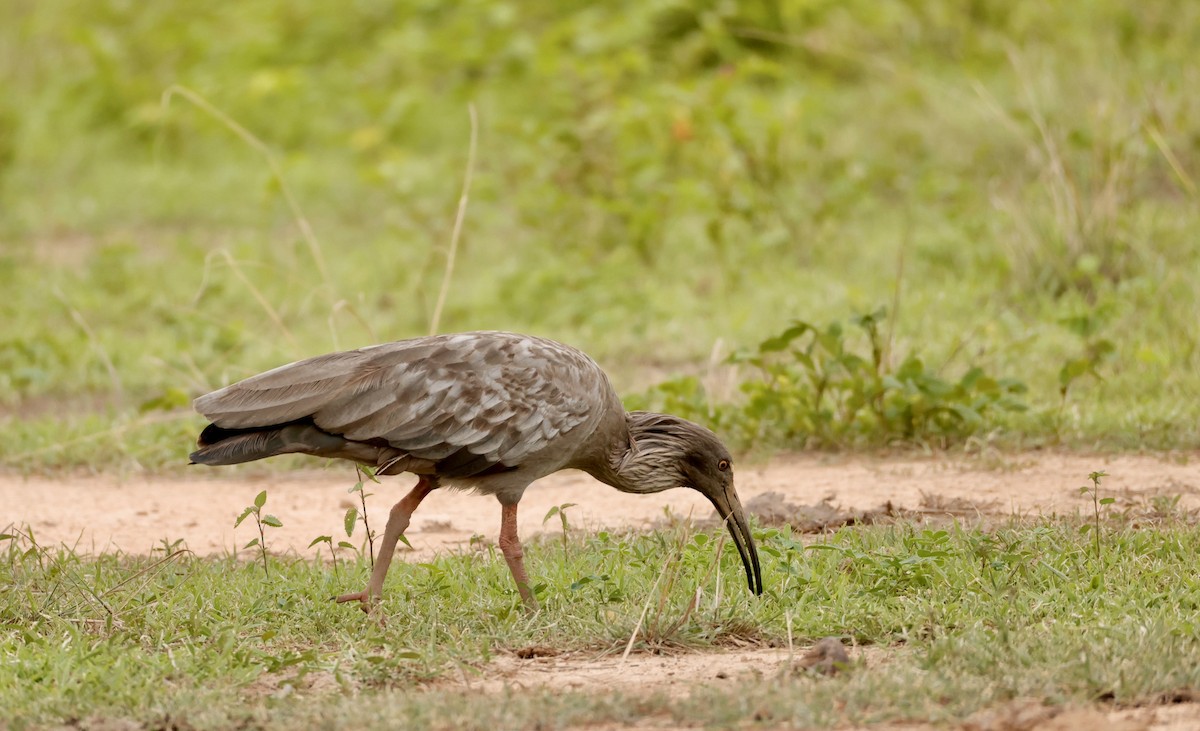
left=5, top=509, right=1200, bottom=729
left=2, top=0, right=1200, bottom=472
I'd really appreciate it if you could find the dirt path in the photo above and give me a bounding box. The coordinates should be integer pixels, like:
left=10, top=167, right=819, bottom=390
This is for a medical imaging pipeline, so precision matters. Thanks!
left=2, top=451, right=1196, bottom=557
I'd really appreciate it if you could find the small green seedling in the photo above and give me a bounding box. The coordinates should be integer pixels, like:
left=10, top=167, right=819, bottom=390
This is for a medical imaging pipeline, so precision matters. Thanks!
left=346, top=465, right=389, bottom=566
left=307, top=534, right=340, bottom=579
left=1078, top=470, right=1113, bottom=560
left=543, top=502, right=578, bottom=548
left=235, top=490, right=283, bottom=578
left=154, top=537, right=187, bottom=556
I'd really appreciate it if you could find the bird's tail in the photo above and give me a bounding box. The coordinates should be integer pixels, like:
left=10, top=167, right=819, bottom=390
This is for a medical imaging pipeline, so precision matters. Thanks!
left=190, top=419, right=407, bottom=470
left=189, top=419, right=352, bottom=466
left=190, top=423, right=292, bottom=465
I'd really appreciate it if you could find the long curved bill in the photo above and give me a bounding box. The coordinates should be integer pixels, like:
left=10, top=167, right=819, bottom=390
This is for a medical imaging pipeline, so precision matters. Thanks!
left=706, top=486, right=763, bottom=596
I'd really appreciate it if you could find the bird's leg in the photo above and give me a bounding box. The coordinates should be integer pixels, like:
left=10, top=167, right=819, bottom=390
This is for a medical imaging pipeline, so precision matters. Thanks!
left=498, top=502, right=539, bottom=612
left=336, top=475, right=436, bottom=613
left=496, top=501, right=540, bottom=609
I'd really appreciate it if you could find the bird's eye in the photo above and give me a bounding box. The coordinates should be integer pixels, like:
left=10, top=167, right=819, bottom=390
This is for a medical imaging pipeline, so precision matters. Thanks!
left=717, top=459, right=730, bottom=472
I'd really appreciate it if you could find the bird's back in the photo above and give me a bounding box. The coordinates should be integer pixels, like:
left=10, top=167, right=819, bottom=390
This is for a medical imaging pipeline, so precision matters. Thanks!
left=192, top=332, right=626, bottom=489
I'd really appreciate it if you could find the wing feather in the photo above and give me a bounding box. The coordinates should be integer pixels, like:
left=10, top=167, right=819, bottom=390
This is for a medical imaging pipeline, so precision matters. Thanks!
left=193, top=331, right=607, bottom=470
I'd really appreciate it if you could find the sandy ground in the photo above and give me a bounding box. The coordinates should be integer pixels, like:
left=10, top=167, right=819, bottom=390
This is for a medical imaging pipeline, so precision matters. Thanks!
left=4, top=451, right=1199, bottom=730
left=3, top=451, right=1197, bottom=558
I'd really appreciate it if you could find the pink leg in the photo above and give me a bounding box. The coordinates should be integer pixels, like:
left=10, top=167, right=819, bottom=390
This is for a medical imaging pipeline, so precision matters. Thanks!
left=336, top=476, right=435, bottom=613
left=498, top=502, right=539, bottom=611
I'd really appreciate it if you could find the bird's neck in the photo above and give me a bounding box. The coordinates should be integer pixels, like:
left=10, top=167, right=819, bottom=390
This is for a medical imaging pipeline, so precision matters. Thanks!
left=605, top=454, right=679, bottom=494
left=588, top=413, right=683, bottom=495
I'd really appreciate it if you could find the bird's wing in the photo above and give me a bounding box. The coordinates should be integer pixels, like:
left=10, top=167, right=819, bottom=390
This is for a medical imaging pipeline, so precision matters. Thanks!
left=194, top=332, right=601, bottom=467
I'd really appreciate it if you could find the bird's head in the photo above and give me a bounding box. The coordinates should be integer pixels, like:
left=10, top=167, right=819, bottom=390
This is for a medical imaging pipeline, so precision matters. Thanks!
left=621, top=412, right=763, bottom=596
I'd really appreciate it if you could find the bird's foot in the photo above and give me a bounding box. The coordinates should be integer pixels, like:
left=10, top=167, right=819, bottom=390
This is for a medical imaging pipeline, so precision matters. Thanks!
left=334, top=590, right=378, bottom=615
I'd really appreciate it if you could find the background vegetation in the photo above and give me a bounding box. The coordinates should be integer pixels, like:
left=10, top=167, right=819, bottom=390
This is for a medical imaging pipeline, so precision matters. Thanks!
left=3, top=0, right=1199, bottom=470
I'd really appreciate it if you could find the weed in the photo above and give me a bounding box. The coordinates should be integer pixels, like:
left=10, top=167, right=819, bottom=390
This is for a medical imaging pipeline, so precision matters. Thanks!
left=543, top=502, right=578, bottom=549
left=306, top=534, right=340, bottom=579
left=1078, top=470, right=1114, bottom=561
left=1057, top=309, right=1117, bottom=404
left=234, top=490, right=283, bottom=578
left=153, top=537, right=187, bottom=556
left=428, top=103, right=478, bottom=336
left=638, top=310, right=1028, bottom=450
left=346, top=466, right=381, bottom=565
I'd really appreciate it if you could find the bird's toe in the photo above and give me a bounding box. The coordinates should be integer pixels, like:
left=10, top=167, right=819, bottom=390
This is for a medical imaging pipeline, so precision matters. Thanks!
left=334, top=590, right=376, bottom=614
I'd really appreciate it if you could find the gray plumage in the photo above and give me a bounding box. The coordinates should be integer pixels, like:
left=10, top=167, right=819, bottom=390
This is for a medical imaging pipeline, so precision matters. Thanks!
left=191, top=331, right=762, bottom=610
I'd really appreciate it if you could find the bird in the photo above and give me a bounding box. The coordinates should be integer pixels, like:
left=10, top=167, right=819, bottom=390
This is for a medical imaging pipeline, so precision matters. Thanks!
left=189, top=330, right=762, bottom=612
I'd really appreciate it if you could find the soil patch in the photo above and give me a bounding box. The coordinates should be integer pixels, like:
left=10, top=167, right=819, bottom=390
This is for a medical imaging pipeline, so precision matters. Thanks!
left=3, top=452, right=1195, bottom=558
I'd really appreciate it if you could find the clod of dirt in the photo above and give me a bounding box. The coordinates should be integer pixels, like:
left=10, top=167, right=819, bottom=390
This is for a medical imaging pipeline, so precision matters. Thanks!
left=745, top=492, right=898, bottom=532
left=514, top=645, right=560, bottom=659
left=794, top=637, right=851, bottom=676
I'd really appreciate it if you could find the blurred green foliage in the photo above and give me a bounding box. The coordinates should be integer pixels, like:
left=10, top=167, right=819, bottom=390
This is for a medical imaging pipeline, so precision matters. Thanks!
left=2, top=0, right=1199, bottom=467
left=633, top=310, right=1029, bottom=449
